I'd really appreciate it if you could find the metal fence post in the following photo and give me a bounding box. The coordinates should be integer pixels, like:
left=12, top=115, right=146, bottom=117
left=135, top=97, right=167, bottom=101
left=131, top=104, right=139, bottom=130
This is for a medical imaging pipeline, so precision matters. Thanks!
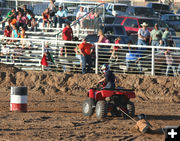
left=151, top=47, right=155, bottom=76
left=41, top=41, right=45, bottom=71
left=56, top=35, right=58, bottom=46
left=95, top=43, right=98, bottom=74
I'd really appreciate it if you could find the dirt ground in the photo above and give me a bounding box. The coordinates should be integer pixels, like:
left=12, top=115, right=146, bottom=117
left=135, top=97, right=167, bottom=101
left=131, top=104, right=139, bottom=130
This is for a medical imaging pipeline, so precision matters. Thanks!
left=0, top=63, right=180, bottom=141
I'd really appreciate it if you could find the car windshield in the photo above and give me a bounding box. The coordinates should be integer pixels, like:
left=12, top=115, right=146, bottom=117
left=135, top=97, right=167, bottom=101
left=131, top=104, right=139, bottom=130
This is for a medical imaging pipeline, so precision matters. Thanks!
left=138, top=19, right=156, bottom=27
left=152, top=4, right=170, bottom=11
left=114, top=5, right=128, bottom=12
left=114, top=17, right=124, bottom=24
left=139, top=19, right=168, bottom=27
left=135, top=7, right=154, bottom=16
left=115, top=26, right=126, bottom=35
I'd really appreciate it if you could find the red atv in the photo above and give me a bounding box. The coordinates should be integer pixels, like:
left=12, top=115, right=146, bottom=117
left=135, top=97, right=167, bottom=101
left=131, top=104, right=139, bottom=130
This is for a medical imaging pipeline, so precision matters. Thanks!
left=82, top=85, right=136, bottom=120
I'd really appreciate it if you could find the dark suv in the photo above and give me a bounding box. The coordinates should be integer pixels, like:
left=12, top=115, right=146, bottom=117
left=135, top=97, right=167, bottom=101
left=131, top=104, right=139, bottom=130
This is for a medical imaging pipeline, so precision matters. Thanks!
left=146, top=2, right=173, bottom=16
left=85, top=24, right=132, bottom=44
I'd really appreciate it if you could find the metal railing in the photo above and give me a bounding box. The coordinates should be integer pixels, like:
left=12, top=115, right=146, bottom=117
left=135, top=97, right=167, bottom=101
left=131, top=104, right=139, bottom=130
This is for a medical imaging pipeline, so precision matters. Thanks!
left=0, top=36, right=180, bottom=76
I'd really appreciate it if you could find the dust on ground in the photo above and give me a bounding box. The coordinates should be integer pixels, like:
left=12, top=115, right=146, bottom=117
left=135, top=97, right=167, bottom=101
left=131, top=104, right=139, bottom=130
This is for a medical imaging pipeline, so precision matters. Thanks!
left=0, top=63, right=180, bottom=140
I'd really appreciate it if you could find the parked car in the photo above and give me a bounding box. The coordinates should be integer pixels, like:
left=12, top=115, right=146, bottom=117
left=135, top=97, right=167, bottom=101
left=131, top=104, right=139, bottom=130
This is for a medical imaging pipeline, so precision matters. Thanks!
left=146, top=2, right=173, bottom=16
left=114, top=16, right=176, bottom=43
left=100, top=24, right=127, bottom=36
left=105, top=3, right=129, bottom=16
left=161, top=14, right=180, bottom=32
left=125, top=6, right=157, bottom=17
left=176, top=9, right=180, bottom=14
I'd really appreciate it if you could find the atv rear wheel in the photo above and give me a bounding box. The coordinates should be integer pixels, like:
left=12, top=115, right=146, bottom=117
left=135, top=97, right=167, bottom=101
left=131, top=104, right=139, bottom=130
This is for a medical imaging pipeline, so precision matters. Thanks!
left=82, top=98, right=95, bottom=116
left=127, top=101, right=135, bottom=117
left=95, top=100, right=107, bottom=120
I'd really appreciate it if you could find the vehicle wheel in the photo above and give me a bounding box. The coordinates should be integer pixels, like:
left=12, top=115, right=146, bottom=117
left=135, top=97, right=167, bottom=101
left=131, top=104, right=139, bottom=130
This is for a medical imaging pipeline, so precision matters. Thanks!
left=82, top=98, right=95, bottom=116
left=95, top=100, right=107, bottom=120
left=127, top=101, right=135, bottom=117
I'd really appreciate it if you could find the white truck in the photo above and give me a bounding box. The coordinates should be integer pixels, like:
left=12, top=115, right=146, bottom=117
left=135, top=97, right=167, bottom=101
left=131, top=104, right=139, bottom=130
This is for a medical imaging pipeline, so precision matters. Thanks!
left=105, top=3, right=130, bottom=16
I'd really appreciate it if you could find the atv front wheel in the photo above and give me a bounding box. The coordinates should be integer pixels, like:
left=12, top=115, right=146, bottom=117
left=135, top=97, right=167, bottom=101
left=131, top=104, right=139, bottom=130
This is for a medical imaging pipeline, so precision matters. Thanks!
left=82, top=98, right=95, bottom=116
left=95, top=100, right=107, bottom=120
left=127, top=101, right=135, bottom=117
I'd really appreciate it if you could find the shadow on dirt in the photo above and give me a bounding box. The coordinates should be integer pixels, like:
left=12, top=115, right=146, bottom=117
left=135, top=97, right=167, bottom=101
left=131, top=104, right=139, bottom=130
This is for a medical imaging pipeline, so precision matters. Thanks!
left=146, top=115, right=180, bottom=120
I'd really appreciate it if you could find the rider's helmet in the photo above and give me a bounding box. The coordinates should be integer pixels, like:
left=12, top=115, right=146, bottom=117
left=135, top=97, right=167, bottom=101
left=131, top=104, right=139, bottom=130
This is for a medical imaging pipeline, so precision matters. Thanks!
left=101, top=64, right=110, bottom=73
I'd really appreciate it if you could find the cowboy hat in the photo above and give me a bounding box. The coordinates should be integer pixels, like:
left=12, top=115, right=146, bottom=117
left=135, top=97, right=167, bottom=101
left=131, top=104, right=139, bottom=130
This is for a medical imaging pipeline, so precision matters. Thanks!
left=141, top=22, right=148, bottom=27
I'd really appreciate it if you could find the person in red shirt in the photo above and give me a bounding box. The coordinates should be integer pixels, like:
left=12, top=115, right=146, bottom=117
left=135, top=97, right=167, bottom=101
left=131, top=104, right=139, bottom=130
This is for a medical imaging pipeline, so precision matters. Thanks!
left=79, top=38, right=94, bottom=74
left=4, top=25, right=12, bottom=43
left=110, top=37, right=122, bottom=61
left=4, top=25, right=12, bottom=37
left=61, top=23, right=73, bottom=56
left=62, top=23, right=73, bottom=41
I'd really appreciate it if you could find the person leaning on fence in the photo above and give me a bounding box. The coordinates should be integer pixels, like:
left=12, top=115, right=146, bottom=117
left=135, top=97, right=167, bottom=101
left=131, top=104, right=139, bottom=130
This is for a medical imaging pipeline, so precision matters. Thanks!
left=79, top=38, right=94, bottom=74
left=110, top=37, right=123, bottom=61
left=76, top=7, right=86, bottom=28
left=97, top=29, right=110, bottom=52
left=149, top=24, right=163, bottom=48
left=162, top=27, right=171, bottom=47
left=125, top=41, right=142, bottom=73
left=164, top=49, right=176, bottom=77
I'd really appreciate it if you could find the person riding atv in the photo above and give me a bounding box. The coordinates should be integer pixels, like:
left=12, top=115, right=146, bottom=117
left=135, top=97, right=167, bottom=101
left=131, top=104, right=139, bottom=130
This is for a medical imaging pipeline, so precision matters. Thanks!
left=98, top=64, right=115, bottom=89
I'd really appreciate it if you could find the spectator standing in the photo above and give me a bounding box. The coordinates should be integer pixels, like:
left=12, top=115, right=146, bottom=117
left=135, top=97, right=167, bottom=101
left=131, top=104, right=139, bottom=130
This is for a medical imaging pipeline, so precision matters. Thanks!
left=150, top=24, right=163, bottom=47
left=79, top=38, right=94, bottom=74
left=62, top=23, right=73, bottom=41
left=0, top=8, right=16, bottom=26
left=22, top=5, right=34, bottom=17
left=42, top=8, right=51, bottom=30
left=76, top=7, right=86, bottom=28
left=138, top=22, right=150, bottom=46
left=16, top=11, right=28, bottom=30
left=162, top=27, right=170, bottom=47
left=48, top=0, right=56, bottom=19
left=53, top=6, right=67, bottom=28
left=61, top=23, right=73, bottom=57
left=164, top=49, right=176, bottom=76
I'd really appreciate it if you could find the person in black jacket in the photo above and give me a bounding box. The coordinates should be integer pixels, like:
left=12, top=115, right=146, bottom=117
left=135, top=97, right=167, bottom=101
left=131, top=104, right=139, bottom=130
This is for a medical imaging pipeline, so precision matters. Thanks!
left=98, top=64, right=115, bottom=89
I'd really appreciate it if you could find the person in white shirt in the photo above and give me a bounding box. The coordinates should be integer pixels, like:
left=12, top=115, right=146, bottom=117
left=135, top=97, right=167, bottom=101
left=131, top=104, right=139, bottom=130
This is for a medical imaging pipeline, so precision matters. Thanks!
left=76, top=7, right=86, bottom=28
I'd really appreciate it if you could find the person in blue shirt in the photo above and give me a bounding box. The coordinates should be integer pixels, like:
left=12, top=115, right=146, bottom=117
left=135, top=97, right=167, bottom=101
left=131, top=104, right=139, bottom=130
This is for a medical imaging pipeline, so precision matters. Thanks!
left=53, top=6, right=67, bottom=28
left=126, top=41, right=142, bottom=73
